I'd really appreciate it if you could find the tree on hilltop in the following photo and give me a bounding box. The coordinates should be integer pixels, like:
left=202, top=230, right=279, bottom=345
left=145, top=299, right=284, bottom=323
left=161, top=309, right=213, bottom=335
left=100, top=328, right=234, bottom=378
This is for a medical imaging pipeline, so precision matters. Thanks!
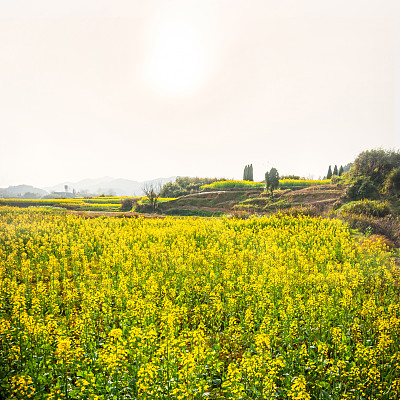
left=353, top=149, right=400, bottom=186
left=346, top=149, right=400, bottom=200
left=265, top=167, right=279, bottom=195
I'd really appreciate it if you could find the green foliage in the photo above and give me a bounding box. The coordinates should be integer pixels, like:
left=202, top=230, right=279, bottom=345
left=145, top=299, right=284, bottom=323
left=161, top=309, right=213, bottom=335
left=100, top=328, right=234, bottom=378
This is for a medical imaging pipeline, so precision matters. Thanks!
left=280, top=175, right=300, bottom=180
left=333, top=165, right=338, bottom=176
left=346, top=176, right=379, bottom=201
left=331, top=174, right=346, bottom=185
left=383, top=168, right=400, bottom=196
left=352, top=149, right=400, bottom=186
left=120, top=198, right=136, bottom=212
left=336, top=199, right=391, bottom=218
left=134, top=202, right=153, bottom=213
left=160, top=177, right=224, bottom=198
left=265, top=167, right=279, bottom=195
left=339, top=165, right=344, bottom=176
left=243, top=164, right=254, bottom=181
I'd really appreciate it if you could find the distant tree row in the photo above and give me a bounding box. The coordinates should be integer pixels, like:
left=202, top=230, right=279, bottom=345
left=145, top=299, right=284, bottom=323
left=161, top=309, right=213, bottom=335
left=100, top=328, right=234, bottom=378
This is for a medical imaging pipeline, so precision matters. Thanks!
left=326, top=165, right=344, bottom=179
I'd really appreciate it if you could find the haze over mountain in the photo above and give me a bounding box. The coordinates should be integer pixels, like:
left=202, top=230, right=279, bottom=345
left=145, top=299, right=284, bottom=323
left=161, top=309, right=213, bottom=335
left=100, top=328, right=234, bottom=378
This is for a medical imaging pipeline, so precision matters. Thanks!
left=44, top=176, right=177, bottom=197
left=0, top=185, right=48, bottom=198
left=0, top=177, right=177, bottom=198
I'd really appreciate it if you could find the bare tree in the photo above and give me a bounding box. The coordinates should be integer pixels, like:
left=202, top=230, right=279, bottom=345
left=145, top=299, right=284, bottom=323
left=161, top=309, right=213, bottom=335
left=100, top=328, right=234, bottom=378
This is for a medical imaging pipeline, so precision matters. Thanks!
left=142, top=181, right=162, bottom=211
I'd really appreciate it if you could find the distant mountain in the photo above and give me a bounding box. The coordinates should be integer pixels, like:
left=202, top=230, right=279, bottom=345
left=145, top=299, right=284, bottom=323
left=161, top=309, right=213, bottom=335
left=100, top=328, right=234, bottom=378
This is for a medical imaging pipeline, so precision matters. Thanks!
left=0, top=185, right=48, bottom=198
left=44, top=176, right=177, bottom=197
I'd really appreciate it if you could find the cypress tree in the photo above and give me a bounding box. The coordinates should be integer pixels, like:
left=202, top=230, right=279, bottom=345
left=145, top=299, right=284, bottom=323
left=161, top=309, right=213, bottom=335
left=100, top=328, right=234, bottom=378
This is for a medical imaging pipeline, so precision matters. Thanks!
left=333, top=165, right=338, bottom=176
left=339, top=165, right=344, bottom=176
left=327, top=165, right=332, bottom=179
left=244, top=164, right=254, bottom=181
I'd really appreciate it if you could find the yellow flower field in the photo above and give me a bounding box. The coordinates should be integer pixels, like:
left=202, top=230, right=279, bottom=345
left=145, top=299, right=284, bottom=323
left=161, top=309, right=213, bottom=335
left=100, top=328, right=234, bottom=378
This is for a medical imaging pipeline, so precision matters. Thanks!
left=0, top=206, right=399, bottom=399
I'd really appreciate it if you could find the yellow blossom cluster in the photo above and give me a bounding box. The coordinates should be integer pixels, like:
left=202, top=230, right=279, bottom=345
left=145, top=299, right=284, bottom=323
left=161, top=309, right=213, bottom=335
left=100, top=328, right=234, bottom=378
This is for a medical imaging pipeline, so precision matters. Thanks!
left=0, top=206, right=399, bottom=399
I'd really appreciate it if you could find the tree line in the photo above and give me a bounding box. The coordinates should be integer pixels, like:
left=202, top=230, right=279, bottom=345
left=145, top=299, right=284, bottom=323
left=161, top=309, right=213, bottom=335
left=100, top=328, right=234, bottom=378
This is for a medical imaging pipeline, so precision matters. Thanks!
left=325, top=165, right=344, bottom=179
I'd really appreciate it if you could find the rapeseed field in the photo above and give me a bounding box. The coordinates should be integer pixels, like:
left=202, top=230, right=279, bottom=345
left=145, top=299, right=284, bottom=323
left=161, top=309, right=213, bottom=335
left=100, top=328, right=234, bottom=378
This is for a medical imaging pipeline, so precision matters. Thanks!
left=0, top=206, right=399, bottom=399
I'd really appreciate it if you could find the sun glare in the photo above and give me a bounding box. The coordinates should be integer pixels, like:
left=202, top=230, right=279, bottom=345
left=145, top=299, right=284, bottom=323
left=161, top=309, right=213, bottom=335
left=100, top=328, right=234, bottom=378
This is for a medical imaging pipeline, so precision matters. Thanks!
left=144, top=13, right=213, bottom=97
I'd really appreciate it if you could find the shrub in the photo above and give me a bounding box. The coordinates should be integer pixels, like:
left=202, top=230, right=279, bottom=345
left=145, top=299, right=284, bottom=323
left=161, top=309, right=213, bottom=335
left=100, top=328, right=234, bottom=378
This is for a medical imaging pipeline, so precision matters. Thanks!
left=330, top=175, right=343, bottom=185
left=346, top=176, right=379, bottom=200
left=120, top=198, right=136, bottom=212
left=352, top=149, right=400, bottom=186
left=383, top=168, right=400, bottom=196
left=337, top=199, right=391, bottom=218
left=134, top=202, right=152, bottom=213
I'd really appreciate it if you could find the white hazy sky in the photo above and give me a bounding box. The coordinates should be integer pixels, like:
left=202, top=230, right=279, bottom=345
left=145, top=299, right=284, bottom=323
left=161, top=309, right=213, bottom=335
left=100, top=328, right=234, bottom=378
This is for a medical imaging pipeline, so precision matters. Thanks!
left=1, top=0, right=399, bottom=187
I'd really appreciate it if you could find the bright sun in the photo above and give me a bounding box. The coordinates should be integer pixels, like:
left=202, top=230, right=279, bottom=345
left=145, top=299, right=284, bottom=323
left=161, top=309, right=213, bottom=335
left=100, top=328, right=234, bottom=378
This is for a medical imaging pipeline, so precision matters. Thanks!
left=144, top=13, right=213, bottom=97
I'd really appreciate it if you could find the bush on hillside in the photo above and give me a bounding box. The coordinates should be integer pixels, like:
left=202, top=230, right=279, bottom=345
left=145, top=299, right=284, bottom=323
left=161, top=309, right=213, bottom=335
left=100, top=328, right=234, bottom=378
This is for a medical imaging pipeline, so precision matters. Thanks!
left=337, top=199, right=391, bottom=218
left=330, top=175, right=345, bottom=185
left=120, top=198, right=136, bottom=212
left=134, top=202, right=153, bottom=213
left=352, top=149, right=400, bottom=186
left=346, top=176, right=379, bottom=200
left=383, top=168, right=400, bottom=196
